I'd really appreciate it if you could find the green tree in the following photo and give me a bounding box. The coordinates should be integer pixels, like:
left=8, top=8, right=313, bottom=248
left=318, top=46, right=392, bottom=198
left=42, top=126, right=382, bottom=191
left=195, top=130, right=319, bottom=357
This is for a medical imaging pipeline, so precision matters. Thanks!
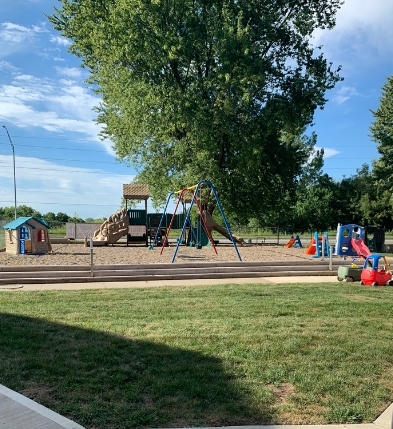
left=291, top=150, right=338, bottom=232
left=0, top=205, right=42, bottom=220
left=371, top=75, right=393, bottom=182
left=55, top=212, right=70, bottom=222
left=85, top=217, right=107, bottom=223
left=369, top=75, right=393, bottom=228
left=49, top=0, right=342, bottom=220
left=43, top=212, right=57, bottom=223
left=68, top=213, right=85, bottom=223
left=335, top=164, right=375, bottom=226
left=293, top=182, right=335, bottom=231
left=17, top=205, right=41, bottom=217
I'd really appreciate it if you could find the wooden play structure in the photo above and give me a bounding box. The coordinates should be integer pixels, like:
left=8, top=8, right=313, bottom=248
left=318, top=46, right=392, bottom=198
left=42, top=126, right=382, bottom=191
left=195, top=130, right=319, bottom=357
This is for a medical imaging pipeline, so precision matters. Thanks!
left=91, top=184, right=169, bottom=246
left=123, top=183, right=150, bottom=246
left=2, top=217, right=52, bottom=255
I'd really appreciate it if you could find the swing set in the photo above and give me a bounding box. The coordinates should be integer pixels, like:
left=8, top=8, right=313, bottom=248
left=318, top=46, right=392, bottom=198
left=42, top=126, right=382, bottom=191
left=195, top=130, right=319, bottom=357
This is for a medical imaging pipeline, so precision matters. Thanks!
left=151, top=180, right=242, bottom=263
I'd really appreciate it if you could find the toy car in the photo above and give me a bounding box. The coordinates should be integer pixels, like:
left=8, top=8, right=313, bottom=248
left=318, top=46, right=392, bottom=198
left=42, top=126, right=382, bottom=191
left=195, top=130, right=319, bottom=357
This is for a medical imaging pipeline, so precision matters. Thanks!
left=360, top=254, right=393, bottom=286
left=337, top=265, right=362, bottom=282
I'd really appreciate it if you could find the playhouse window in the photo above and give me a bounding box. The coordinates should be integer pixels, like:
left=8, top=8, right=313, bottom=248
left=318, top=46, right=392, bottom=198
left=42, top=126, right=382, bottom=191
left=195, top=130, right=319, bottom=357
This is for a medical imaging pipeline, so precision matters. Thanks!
left=38, top=229, right=47, bottom=242
left=20, top=225, right=30, bottom=240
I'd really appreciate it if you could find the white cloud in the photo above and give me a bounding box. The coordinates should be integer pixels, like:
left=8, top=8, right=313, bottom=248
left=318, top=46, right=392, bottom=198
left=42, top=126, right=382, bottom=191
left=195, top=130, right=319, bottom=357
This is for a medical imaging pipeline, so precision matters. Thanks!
left=314, top=146, right=339, bottom=159
left=55, top=66, right=83, bottom=79
left=313, top=0, right=393, bottom=68
left=0, top=95, right=99, bottom=135
left=0, top=22, right=47, bottom=58
left=322, top=147, right=339, bottom=158
left=0, top=72, right=115, bottom=153
left=50, top=35, right=71, bottom=47
left=0, top=60, right=19, bottom=72
left=0, top=22, right=46, bottom=43
left=0, top=155, right=135, bottom=218
left=333, top=86, right=361, bottom=105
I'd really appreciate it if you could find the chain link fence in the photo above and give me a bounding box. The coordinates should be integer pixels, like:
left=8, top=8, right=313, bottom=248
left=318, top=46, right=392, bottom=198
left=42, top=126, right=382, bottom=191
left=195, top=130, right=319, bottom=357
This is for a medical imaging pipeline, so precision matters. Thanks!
left=228, top=226, right=319, bottom=245
left=0, top=220, right=8, bottom=249
left=0, top=217, right=326, bottom=250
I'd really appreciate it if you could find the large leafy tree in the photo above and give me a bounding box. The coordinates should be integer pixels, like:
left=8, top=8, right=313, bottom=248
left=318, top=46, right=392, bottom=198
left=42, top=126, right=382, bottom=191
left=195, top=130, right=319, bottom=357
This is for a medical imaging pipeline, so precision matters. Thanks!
left=371, top=75, right=393, bottom=183
left=49, top=0, right=342, bottom=219
left=0, top=205, right=42, bottom=220
left=288, top=146, right=338, bottom=231
left=368, top=75, right=393, bottom=228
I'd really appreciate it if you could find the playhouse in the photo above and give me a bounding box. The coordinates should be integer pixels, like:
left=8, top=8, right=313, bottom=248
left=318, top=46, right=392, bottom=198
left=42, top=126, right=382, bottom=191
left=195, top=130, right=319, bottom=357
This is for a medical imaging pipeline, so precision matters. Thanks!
left=2, top=217, right=51, bottom=255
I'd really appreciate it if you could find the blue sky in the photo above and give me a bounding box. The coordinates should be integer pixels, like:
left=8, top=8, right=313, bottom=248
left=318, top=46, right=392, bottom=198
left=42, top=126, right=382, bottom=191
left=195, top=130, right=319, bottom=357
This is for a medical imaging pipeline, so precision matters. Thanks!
left=0, top=0, right=392, bottom=220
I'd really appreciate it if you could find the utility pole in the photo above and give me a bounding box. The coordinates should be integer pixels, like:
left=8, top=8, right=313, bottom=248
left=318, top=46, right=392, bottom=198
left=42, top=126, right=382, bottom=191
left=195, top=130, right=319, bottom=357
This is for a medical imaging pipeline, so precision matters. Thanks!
left=2, top=125, right=17, bottom=220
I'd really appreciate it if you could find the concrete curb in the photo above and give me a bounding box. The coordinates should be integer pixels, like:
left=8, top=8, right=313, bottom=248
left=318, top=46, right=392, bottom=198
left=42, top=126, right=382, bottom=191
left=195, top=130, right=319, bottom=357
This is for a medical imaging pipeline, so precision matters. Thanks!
left=0, top=384, right=85, bottom=429
left=0, top=275, right=339, bottom=291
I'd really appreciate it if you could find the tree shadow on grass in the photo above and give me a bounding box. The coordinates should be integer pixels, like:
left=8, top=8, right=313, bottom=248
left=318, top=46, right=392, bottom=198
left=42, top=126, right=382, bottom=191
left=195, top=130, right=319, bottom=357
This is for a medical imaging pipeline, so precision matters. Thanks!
left=0, top=312, right=275, bottom=428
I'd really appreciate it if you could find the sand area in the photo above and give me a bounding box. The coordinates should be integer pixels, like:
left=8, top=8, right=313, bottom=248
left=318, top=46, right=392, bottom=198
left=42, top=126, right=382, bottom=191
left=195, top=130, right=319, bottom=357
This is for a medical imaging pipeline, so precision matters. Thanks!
left=0, top=242, right=311, bottom=267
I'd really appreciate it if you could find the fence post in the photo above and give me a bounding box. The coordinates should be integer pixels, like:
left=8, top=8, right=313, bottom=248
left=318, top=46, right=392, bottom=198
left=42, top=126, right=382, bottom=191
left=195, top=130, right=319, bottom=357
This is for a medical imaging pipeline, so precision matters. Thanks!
left=277, top=226, right=280, bottom=245
left=90, top=238, right=94, bottom=277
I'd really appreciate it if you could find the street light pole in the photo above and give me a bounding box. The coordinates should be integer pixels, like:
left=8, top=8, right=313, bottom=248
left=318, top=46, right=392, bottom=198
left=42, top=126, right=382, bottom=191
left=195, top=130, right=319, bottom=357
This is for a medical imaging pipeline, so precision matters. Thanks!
left=2, top=125, right=17, bottom=220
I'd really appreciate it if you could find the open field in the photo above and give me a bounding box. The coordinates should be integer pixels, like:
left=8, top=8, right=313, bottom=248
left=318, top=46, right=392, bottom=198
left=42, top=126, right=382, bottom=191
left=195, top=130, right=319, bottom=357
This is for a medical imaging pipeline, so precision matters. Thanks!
left=0, top=283, right=392, bottom=428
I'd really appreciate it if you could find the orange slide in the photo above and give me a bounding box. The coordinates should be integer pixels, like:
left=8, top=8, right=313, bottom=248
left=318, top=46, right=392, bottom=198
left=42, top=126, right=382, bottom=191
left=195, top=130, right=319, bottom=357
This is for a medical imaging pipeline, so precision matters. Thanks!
left=305, top=238, right=316, bottom=255
left=284, top=237, right=296, bottom=248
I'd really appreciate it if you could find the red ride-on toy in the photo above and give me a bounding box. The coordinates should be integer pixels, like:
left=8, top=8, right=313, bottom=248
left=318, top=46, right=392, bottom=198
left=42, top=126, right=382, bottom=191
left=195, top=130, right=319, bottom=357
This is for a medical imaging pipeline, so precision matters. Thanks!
left=360, top=254, right=393, bottom=286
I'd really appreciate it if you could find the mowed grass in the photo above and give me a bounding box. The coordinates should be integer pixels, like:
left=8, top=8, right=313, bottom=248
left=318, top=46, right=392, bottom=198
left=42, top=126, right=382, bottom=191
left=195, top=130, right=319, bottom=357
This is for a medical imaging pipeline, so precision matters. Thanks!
left=0, top=283, right=392, bottom=428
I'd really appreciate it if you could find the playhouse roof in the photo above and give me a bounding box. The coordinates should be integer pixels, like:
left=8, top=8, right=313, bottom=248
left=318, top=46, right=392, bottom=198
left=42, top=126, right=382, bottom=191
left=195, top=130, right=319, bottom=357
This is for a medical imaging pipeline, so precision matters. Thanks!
left=2, top=217, right=50, bottom=230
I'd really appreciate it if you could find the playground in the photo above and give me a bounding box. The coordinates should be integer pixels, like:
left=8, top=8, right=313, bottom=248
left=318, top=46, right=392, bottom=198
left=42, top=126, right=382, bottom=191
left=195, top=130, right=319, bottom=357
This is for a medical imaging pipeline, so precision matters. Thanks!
left=2, top=183, right=393, bottom=283
left=0, top=180, right=303, bottom=266
left=0, top=239, right=309, bottom=267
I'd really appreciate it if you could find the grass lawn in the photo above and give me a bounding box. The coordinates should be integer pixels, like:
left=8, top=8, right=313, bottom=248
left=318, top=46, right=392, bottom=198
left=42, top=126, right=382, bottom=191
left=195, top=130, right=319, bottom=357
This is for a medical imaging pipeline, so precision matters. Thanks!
left=0, top=283, right=392, bottom=429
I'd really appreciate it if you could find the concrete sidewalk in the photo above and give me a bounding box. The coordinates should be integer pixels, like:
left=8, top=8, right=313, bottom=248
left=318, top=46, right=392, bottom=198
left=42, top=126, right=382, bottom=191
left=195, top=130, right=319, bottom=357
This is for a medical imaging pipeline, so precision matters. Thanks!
left=0, top=275, right=337, bottom=291
left=0, top=382, right=391, bottom=429
left=0, top=384, right=84, bottom=428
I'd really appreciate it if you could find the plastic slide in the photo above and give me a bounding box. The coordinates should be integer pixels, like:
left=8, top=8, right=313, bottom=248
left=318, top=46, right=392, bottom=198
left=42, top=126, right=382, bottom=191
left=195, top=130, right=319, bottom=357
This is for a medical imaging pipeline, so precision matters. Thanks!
left=350, top=238, right=371, bottom=258
left=93, top=208, right=129, bottom=244
left=203, top=210, right=245, bottom=244
left=284, top=237, right=296, bottom=248
left=305, top=238, right=316, bottom=255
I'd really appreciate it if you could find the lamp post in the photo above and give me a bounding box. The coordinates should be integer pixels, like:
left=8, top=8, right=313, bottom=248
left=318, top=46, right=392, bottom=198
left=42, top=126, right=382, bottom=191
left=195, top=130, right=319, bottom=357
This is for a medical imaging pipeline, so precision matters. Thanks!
left=2, top=125, right=17, bottom=220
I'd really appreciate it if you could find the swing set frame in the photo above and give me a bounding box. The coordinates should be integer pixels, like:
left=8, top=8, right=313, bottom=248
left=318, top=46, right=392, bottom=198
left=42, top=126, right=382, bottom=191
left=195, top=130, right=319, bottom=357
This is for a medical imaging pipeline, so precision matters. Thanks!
left=152, top=180, right=242, bottom=263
